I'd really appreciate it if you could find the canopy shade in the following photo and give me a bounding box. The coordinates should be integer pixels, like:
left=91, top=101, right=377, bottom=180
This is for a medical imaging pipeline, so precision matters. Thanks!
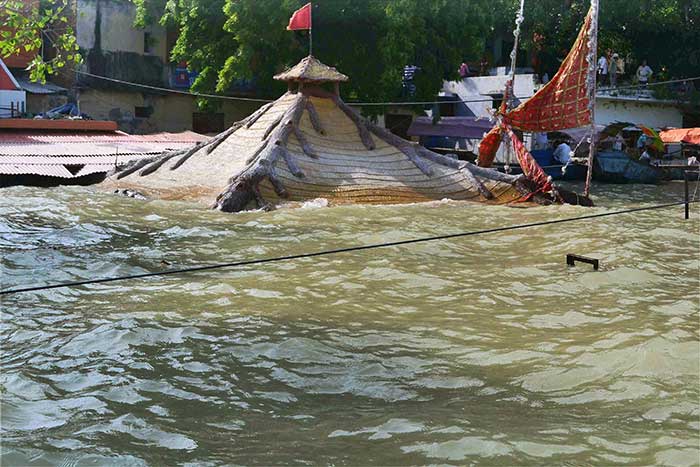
left=407, top=117, right=494, bottom=140
left=659, top=128, right=700, bottom=146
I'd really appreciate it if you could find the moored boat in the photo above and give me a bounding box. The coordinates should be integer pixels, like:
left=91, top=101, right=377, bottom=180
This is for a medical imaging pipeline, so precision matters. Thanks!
left=593, top=150, right=663, bottom=184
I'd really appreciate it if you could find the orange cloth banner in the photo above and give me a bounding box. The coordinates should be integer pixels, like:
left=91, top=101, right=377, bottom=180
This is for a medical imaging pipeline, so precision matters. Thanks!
left=504, top=8, right=593, bottom=132
left=477, top=125, right=503, bottom=167
left=507, top=128, right=553, bottom=199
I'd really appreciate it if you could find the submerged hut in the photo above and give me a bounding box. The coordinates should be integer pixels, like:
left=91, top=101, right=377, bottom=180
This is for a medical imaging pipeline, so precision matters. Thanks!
left=104, top=56, right=543, bottom=212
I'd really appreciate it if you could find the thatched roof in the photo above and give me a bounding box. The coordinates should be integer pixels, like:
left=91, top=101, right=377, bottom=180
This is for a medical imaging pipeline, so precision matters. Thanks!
left=273, top=55, right=348, bottom=83
left=103, top=57, right=538, bottom=212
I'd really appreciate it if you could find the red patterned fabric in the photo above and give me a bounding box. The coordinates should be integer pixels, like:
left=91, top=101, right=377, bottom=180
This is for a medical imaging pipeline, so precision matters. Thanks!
left=507, top=127, right=553, bottom=199
left=504, top=9, right=593, bottom=132
left=477, top=125, right=503, bottom=167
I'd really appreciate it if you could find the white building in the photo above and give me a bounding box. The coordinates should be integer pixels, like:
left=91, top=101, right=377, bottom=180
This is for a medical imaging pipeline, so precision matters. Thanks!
left=595, top=90, right=684, bottom=129
left=0, top=59, right=26, bottom=118
left=442, top=73, right=538, bottom=119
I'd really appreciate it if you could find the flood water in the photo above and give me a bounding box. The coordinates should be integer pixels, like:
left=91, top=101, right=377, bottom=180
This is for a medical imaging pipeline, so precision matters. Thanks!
left=1, top=182, right=698, bottom=466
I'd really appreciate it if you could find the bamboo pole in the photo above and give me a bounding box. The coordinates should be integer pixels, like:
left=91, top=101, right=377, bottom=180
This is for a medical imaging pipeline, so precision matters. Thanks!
left=583, top=0, right=600, bottom=197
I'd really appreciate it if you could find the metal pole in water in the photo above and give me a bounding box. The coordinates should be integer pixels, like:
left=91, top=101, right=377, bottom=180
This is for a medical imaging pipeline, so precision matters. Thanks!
left=684, top=170, right=689, bottom=219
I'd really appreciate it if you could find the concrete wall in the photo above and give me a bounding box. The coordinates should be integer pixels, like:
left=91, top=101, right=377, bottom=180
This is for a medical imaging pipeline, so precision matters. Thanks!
left=76, top=88, right=258, bottom=133
left=595, top=97, right=684, bottom=129
left=77, top=0, right=167, bottom=61
left=442, top=74, right=537, bottom=119
left=26, top=93, right=68, bottom=115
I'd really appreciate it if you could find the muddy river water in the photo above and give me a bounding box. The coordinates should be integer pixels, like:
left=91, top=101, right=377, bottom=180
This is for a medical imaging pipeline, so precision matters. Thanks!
left=1, top=181, right=698, bottom=465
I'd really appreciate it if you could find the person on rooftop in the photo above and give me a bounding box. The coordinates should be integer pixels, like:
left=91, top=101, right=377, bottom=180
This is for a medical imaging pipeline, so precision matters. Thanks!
left=636, top=60, right=653, bottom=88
left=459, top=61, right=470, bottom=79
left=609, top=53, right=619, bottom=87
left=597, top=54, right=609, bottom=87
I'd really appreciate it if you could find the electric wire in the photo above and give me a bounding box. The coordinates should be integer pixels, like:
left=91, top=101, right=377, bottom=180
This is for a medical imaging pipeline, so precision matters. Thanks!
left=71, top=70, right=532, bottom=106
left=1, top=199, right=697, bottom=297
left=71, top=69, right=700, bottom=106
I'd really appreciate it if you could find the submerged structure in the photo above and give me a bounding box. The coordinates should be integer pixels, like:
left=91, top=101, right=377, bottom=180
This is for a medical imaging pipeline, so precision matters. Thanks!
left=104, top=56, right=547, bottom=212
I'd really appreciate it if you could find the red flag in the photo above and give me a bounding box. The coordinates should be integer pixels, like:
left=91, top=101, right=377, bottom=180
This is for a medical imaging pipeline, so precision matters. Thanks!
left=287, top=3, right=312, bottom=31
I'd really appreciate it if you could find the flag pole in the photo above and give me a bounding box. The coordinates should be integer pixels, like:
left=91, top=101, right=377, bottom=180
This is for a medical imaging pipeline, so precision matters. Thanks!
left=583, top=0, right=599, bottom=197
left=309, top=3, right=313, bottom=56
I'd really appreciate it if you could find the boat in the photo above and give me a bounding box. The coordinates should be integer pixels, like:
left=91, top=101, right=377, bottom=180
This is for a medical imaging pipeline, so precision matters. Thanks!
left=103, top=56, right=548, bottom=212
left=593, top=150, right=664, bottom=184
left=494, top=149, right=588, bottom=181
left=474, top=0, right=598, bottom=205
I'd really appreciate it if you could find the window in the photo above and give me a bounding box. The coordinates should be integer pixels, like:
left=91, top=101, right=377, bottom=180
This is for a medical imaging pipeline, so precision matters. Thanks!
left=144, top=32, right=153, bottom=54
left=135, top=106, right=153, bottom=118
left=490, top=93, right=504, bottom=110
left=384, top=114, right=414, bottom=140
left=193, top=112, right=225, bottom=134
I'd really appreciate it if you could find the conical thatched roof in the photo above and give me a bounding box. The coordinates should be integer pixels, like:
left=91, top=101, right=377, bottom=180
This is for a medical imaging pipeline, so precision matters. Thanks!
left=104, top=58, right=538, bottom=212
left=273, top=55, right=348, bottom=83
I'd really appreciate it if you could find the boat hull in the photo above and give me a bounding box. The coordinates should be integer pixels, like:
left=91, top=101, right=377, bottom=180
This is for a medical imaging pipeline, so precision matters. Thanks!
left=593, top=151, right=663, bottom=184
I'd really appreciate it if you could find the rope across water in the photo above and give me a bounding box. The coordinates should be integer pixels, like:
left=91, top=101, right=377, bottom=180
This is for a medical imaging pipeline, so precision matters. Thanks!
left=1, top=200, right=697, bottom=296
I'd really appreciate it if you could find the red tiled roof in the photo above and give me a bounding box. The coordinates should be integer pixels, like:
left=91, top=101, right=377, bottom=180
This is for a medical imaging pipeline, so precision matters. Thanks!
left=0, top=130, right=208, bottom=178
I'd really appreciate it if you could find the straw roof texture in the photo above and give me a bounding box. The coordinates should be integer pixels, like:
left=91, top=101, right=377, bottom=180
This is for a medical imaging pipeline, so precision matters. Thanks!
left=273, top=56, right=348, bottom=83
left=104, top=56, right=537, bottom=212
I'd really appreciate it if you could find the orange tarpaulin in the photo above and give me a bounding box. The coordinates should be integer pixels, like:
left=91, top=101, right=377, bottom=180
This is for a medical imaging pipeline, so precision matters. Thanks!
left=504, top=8, right=593, bottom=132
left=659, top=128, right=700, bottom=146
left=477, top=125, right=503, bottom=167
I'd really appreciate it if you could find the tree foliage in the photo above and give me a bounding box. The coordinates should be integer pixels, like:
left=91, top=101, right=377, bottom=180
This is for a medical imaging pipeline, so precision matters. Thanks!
left=0, top=0, right=82, bottom=83
left=131, top=0, right=501, bottom=107
left=521, top=0, right=700, bottom=80
left=4, top=0, right=698, bottom=96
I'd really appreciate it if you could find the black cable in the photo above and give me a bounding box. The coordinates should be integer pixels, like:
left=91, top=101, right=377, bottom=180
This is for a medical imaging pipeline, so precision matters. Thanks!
left=1, top=200, right=697, bottom=297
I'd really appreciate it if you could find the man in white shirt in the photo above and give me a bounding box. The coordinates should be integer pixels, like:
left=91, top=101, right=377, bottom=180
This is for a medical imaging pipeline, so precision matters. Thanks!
left=636, top=60, right=653, bottom=87
left=597, top=55, right=608, bottom=86
left=553, top=141, right=572, bottom=165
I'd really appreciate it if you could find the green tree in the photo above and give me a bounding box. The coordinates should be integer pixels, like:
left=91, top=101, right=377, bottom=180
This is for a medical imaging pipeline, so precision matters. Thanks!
left=0, top=0, right=82, bottom=83
left=131, top=0, right=501, bottom=107
left=518, top=0, right=700, bottom=80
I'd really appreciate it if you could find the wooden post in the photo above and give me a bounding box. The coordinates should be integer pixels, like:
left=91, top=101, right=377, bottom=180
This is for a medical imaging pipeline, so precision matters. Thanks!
left=10, top=101, right=14, bottom=118
left=684, top=170, right=690, bottom=220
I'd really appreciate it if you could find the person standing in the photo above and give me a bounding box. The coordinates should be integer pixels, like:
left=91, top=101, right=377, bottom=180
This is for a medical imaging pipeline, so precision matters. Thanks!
left=459, top=61, right=470, bottom=79
left=597, top=54, right=609, bottom=86
left=616, top=54, right=625, bottom=81
left=636, top=60, right=653, bottom=87
left=609, top=53, right=619, bottom=87
left=479, top=56, right=489, bottom=76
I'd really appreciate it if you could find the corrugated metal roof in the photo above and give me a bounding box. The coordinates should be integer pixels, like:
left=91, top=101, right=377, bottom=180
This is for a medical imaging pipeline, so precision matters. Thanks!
left=0, top=130, right=207, bottom=178
left=0, top=164, right=75, bottom=177
left=0, top=143, right=189, bottom=156
left=15, top=78, right=67, bottom=95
